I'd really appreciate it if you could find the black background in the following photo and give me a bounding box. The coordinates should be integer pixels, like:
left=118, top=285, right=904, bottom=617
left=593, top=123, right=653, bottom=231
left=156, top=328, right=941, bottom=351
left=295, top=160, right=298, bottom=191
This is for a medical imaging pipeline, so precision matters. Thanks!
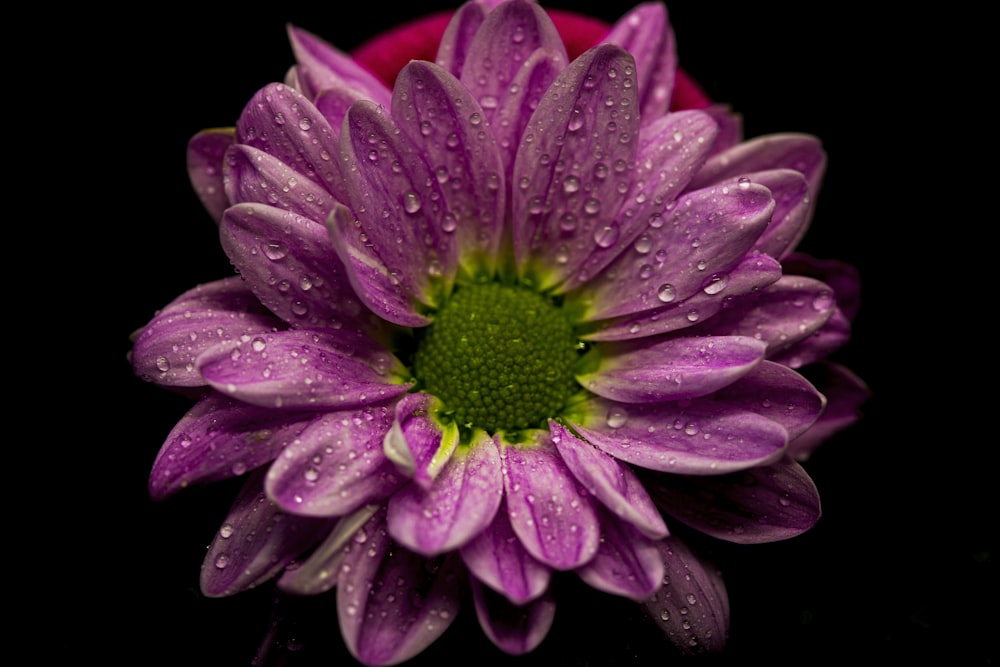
left=101, top=2, right=991, bottom=665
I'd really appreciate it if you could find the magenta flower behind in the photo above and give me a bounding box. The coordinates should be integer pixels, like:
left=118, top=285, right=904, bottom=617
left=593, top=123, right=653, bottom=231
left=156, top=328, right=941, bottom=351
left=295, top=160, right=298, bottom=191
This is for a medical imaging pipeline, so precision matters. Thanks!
left=130, top=1, right=869, bottom=663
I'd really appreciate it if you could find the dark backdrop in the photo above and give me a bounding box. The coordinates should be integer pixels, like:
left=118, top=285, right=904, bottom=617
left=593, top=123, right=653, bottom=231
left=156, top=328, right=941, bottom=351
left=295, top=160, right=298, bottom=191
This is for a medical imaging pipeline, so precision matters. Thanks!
left=106, top=3, right=989, bottom=665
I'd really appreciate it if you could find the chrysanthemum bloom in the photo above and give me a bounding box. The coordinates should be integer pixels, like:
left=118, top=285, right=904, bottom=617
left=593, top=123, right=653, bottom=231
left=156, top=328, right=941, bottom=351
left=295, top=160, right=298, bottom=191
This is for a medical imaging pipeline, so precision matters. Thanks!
left=130, top=1, right=869, bottom=663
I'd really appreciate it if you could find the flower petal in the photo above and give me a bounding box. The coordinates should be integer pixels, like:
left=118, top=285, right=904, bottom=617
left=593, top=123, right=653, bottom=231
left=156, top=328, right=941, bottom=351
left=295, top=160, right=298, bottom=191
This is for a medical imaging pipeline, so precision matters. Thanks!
left=198, top=328, right=410, bottom=410
left=460, top=496, right=552, bottom=604
left=326, top=202, right=433, bottom=327
left=550, top=421, right=667, bottom=538
left=489, top=49, right=564, bottom=181
left=286, top=24, right=392, bottom=108
left=387, top=432, right=503, bottom=555
left=502, top=432, right=600, bottom=570
left=602, top=1, right=676, bottom=120
left=568, top=397, right=787, bottom=474
left=576, top=335, right=767, bottom=403
left=642, top=535, right=729, bottom=654
left=688, top=132, right=826, bottom=197
left=220, top=203, right=378, bottom=333
left=788, top=361, right=871, bottom=461
left=684, top=274, right=837, bottom=359
left=383, top=392, right=459, bottom=490
left=458, top=0, right=567, bottom=125
left=187, top=128, right=234, bottom=224
left=575, top=509, right=664, bottom=600
left=200, top=469, right=336, bottom=597
left=338, top=508, right=464, bottom=666
left=512, top=43, right=639, bottom=290
left=237, top=83, right=348, bottom=203
left=265, top=405, right=405, bottom=516
left=392, top=60, right=505, bottom=279
left=277, top=504, right=381, bottom=595
left=131, top=276, right=281, bottom=388
left=645, top=456, right=821, bottom=544
left=435, top=1, right=487, bottom=78
left=223, top=144, right=334, bottom=221
left=572, top=181, right=774, bottom=322
left=555, top=109, right=719, bottom=296
left=578, top=251, right=782, bottom=341
left=339, top=99, right=455, bottom=308
left=746, top=168, right=812, bottom=259
left=471, top=578, right=556, bottom=655
left=712, top=360, right=825, bottom=441
left=148, top=393, right=317, bottom=500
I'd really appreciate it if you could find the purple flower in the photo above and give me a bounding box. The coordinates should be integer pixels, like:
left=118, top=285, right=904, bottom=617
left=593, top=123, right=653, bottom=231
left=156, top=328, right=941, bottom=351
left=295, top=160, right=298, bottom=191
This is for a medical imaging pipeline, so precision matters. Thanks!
left=130, top=1, right=869, bottom=664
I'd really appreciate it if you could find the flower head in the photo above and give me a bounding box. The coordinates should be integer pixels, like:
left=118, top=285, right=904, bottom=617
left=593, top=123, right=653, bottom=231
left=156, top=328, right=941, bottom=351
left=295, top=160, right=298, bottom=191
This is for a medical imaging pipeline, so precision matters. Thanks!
left=130, top=1, right=869, bottom=663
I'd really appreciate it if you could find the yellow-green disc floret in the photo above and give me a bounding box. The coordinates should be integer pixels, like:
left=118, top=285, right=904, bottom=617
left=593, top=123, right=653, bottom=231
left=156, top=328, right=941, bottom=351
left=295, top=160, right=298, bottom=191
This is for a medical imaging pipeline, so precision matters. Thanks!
left=413, top=282, right=581, bottom=434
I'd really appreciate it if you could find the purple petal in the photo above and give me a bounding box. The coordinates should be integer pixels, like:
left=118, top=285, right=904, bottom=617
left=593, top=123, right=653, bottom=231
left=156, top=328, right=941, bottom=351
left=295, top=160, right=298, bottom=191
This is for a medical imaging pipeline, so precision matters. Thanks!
left=149, top=393, right=317, bottom=500
left=338, top=99, right=455, bottom=307
left=568, top=396, right=787, bottom=474
left=746, top=168, right=812, bottom=259
left=772, top=306, right=852, bottom=369
left=550, top=421, right=667, bottom=538
left=572, top=181, right=773, bottom=322
left=392, top=61, right=505, bottom=279
left=435, top=0, right=487, bottom=78
left=574, top=509, right=664, bottom=600
left=471, top=578, right=556, bottom=655
left=579, top=251, right=782, bottom=341
left=602, top=1, right=676, bottom=120
left=556, top=110, right=719, bottom=296
left=645, top=456, right=821, bottom=544
left=689, top=132, right=826, bottom=198
left=326, top=202, right=433, bottom=327
left=187, top=128, right=234, bottom=224
left=576, top=335, right=767, bottom=403
left=787, top=361, right=871, bottom=461
left=200, top=469, right=336, bottom=597
left=220, top=203, right=379, bottom=333
left=460, top=496, right=552, bottom=604
left=489, top=50, right=563, bottom=181
left=277, top=505, right=381, bottom=595
left=387, top=432, right=503, bottom=555
left=458, top=0, right=567, bottom=125
left=223, top=144, right=334, bottom=221
left=712, top=360, right=826, bottom=441
left=338, top=509, right=464, bottom=666
left=783, top=253, right=862, bottom=321
left=286, top=24, right=391, bottom=108
left=502, top=432, right=600, bottom=570
left=512, top=44, right=639, bottom=291
left=265, top=405, right=405, bottom=516
left=642, top=535, right=729, bottom=654
left=197, top=328, right=410, bottom=411
left=383, top=392, right=459, bottom=490
left=131, top=277, right=281, bottom=388
left=236, top=83, right=348, bottom=204
left=684, top=274, right=837, bottom=359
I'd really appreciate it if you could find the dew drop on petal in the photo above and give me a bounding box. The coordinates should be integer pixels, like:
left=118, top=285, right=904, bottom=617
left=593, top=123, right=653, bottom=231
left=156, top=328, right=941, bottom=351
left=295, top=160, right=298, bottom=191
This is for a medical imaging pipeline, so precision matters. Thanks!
left=657, top=283, right=677, bottom=303
left=263, top=241, right=289, bottom=260
left=606, top=407, right=628, bottom=428
left=593, top=222, right=619, bottom=248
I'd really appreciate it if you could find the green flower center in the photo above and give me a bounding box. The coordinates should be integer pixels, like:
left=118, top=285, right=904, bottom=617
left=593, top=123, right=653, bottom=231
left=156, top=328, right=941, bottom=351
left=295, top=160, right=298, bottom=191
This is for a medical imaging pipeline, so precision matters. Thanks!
left=413, top=282, right=581, bottom=434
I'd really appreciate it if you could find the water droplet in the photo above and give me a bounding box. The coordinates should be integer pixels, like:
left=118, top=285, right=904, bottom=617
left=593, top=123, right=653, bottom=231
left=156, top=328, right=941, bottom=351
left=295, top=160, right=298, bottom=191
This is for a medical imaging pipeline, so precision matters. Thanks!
left=263, top=241, right=289, bottom=261
left=562, top=175, right=581, bottom=193
left=219, top=524, right=234, bottom=538
left=657, top=283, right=677, bottom=303
left=403, top=192, right=422, bottom=214
left=606, top=407, right=628, bottom=428
left=703, top=273, right=728, bottom=294
left=593, top=222, right=619, bottom=248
